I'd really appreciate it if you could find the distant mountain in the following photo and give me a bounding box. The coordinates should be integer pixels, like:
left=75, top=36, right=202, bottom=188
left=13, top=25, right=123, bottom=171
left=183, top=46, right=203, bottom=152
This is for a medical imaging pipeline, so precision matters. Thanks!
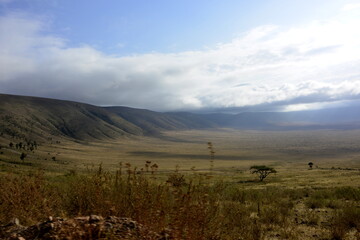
left=226, top=108, right=360, bottom=130
left=1, top=93, right=360, bottom=141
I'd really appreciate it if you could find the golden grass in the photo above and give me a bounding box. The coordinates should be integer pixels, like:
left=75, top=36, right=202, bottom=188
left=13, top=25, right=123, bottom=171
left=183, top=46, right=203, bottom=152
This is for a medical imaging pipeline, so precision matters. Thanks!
left=0, top=166, right=359, bottom=239
left=1, top=129, right=360, bottom=185
left=0, top=129, right=359, bottom=239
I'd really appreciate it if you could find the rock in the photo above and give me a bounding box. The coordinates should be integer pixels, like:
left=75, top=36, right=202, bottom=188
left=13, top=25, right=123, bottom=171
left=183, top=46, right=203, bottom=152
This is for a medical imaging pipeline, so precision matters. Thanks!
left=124, top=220, right=137, bottom=229
left=106, top=216, right=117, bottom=223
left=74, top=216, right=90, bottom=221
left=89, top=214, right=102, bottom=223
left=104, top=222, right=113, bottom=229
left=10, top=218, right=20, bottom=226
left=0, top=215, right=166, bottom=240
left=0, top=218, right=25, bottom=240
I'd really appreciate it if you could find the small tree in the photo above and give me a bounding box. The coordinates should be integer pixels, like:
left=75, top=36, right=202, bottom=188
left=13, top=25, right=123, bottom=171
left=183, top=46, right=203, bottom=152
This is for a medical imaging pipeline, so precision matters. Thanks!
left=150, top=163, right=158, bottom=174
left=308, top=162, right=314, bottom=169
left=20, top=152, right=27, bottom=161
left=250, top=165, right=277, bottom=182
left=145, top=161, right=151, bottom=172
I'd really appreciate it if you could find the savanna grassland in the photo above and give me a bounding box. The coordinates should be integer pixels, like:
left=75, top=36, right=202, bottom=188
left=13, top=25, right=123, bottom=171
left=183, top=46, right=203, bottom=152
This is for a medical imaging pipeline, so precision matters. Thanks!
left=0, top=129, right=360, bottom=239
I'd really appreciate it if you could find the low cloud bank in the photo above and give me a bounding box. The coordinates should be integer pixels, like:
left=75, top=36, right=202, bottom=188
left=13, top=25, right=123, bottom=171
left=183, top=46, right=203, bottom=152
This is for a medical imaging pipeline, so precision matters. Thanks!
left=1, top=9, right=360, bottom=111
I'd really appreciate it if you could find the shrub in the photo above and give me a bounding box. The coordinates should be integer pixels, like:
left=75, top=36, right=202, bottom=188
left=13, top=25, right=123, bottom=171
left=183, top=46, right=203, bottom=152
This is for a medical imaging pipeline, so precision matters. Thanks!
left=166, top=172, right=187, bottom=187
left=331, top=206, right=360, bottom=239
left=334, top=187, right=360, bottom=201
left=304, top=210, right=320, bottom=226
left=305, top=198, right=326, bottom=209
left=0, top=171, right=60, bottom=225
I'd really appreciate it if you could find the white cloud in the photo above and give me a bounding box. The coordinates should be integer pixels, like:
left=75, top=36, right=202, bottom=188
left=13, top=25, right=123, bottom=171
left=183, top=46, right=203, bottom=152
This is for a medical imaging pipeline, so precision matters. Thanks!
left=342, top=3, right=360, bottom=11
left=1, top=10, right=360, bottom=111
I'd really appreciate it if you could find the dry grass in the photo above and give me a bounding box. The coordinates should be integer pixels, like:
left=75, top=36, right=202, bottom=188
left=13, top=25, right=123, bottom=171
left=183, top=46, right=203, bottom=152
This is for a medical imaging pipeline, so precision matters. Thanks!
left=0, top=129, right=360, bottom=239
left=0, top=165, right=359, bottom=239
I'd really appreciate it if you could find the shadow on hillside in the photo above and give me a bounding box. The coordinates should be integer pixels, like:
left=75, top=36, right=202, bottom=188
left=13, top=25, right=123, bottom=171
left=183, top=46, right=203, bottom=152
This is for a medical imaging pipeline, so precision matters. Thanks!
left=128, top=151, right=264, bottom=160
left=155, top=134, right=205, bottom=143
left=0, top=159, right=33, bottom=166
left=238, top=180, right=258, bottom=183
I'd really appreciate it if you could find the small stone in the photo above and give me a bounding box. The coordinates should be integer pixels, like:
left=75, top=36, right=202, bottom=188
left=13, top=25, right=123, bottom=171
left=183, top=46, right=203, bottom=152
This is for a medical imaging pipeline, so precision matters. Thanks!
left=104, top=222, right=113, bottom=229
left=10, top=218, right=20, bottom=226
left=75, top=216, right=90, bottom=221
left=126, top=221, right=136, bottom=229
left=89, top=215, right=102, bottom=223
left=106, top=216, right=117, bottom=223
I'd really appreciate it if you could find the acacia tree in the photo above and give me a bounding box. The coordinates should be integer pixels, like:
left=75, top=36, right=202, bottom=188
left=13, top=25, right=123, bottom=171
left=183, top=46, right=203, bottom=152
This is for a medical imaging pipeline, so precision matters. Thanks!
left=308, top=162, right=314, bottom=169
left=250, top=165, right=277, bottom=181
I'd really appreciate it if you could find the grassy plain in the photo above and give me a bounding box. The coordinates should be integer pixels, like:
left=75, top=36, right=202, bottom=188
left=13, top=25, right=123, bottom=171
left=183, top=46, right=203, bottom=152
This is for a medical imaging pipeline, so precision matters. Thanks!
left=1, top=128, right=360, bottom=185
left=0, top=129, right=360, bottom=239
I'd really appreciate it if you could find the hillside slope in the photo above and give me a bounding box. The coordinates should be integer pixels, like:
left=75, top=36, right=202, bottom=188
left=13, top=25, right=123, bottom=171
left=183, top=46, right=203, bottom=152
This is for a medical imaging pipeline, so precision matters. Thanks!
left=0, top=94, right=219, bottom=141
left=1, top=93, right=360, bottom=141
left=0, top=94, right=143, bottom=140
left=106, top=107, right=217, bottom=135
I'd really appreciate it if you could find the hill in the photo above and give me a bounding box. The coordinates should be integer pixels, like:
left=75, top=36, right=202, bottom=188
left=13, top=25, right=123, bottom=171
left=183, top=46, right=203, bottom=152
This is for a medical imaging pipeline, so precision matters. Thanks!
left=0, top=94, right=143, bottom=140
left=106, top=107, right=218, bottom=135
left=1, top=93, right=360, bottom=141
left=0, top=94, right=218, bottom=141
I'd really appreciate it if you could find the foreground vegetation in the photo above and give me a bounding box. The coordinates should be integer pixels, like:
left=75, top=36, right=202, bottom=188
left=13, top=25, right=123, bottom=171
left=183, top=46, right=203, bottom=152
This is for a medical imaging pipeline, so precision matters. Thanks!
left=1, top=129, right=360, bottom=239
left=0, top=165, right=359, bottom=240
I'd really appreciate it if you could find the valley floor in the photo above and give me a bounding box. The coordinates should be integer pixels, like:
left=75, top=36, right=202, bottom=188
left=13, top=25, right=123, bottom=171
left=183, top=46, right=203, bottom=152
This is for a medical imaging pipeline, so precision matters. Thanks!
left=0, top=129, right=359, bottom=239
left=1, top=129, right=360, bottom=187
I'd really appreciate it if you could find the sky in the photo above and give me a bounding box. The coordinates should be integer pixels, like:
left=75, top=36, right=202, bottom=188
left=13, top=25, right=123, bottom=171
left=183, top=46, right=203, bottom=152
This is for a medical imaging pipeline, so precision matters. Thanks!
left=1, top=0, right=360, bottom=112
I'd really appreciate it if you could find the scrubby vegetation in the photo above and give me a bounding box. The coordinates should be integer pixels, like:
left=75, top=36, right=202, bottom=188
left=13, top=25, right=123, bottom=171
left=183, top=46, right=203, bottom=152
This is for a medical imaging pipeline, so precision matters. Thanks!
left=1, top=128, right=360, bottom=239
left=0, top=165, right=359, bottom=240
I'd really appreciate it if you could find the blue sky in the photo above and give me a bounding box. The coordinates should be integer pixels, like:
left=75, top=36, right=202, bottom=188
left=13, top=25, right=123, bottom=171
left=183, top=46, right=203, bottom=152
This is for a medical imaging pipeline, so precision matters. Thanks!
left=1, top=0, right=350, bottom=54
left=1, top=0, right=360, bottom=111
